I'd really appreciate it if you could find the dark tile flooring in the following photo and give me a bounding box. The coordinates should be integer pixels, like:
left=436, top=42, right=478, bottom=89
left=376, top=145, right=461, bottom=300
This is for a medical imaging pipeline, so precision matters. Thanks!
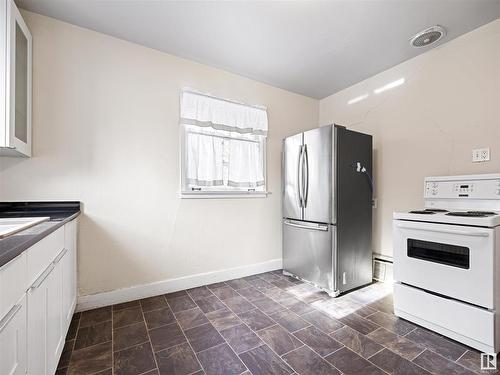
left=57, top=271, right=498, bottom=375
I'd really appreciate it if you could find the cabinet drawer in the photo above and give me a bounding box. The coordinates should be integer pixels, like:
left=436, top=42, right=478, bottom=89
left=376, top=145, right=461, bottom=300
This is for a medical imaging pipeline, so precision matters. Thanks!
left=27, top=227, right=64, bottom=287
left=0, top=253, right=27, bottom=320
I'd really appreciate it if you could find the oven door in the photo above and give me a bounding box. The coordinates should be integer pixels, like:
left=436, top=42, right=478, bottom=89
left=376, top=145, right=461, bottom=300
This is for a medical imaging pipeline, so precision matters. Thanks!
left=393, top=220, right=494, bottom=309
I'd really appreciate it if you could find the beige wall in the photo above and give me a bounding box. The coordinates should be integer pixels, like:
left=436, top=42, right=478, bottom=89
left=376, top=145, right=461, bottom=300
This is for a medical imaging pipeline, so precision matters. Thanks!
left=2, top=11, right=498, bottom=295
left=320, top=19, right=500, bottom=257
left=0, top=12, right=318, bottom=296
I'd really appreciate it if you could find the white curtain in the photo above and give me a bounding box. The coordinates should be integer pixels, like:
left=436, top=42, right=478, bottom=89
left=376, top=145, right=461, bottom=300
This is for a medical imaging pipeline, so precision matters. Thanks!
left=228, top=138, right=264, bottom=188
left=181, top=90, right=268, bottom=190
left=186, top=132, right=224, bottom=186
left=181, top=91, right=268, bottom=135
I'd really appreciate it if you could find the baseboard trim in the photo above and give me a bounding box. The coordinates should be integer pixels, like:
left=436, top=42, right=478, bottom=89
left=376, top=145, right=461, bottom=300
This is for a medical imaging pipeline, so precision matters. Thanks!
left=76, top=258, right=282, bottom=312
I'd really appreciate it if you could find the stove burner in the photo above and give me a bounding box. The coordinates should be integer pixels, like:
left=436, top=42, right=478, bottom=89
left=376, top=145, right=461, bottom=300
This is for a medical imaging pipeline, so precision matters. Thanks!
left=446, top=211, right=496, bottom=217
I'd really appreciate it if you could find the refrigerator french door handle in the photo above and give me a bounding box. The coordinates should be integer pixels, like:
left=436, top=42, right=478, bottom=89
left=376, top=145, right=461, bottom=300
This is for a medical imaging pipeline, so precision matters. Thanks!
left=297, top=145, right=304, bottom=207
left=303, top=144, right=309, bottom=207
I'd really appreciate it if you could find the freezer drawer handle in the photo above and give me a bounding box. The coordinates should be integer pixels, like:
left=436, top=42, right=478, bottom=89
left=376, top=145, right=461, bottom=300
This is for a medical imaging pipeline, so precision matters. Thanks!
left=395, top=223, right=489, bottom=237
left=0, top=304, right=22, bottom=333
left=284, top=220, right=328, bottom=231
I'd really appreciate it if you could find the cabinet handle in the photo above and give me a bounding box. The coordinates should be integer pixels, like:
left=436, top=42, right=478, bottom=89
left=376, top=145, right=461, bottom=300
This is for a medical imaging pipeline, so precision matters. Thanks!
left=0, top=304, right=22, bottom=332
left=29, top=262, right=55, bottom=291
left=54, top=248, right=68, bottom=264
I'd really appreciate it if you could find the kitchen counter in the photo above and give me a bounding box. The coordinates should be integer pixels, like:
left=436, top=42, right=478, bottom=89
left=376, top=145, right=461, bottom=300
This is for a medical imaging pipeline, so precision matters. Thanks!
left=0, top=202, right=81, bottom=268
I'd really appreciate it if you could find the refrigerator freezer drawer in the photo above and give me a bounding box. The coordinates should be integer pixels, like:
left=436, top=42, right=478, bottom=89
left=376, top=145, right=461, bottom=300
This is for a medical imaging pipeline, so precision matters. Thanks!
left=283, top=220, right=334, bottom=291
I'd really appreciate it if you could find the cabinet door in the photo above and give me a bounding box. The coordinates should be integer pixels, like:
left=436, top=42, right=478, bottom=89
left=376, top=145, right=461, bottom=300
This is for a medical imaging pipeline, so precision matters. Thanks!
left=0, top=294, right=27, bottom=375
left=46, top=260, right=64, bottom=375
left=62, top=220, right=77, bottom=331
left=0, top=252, right=27, bottom=323
left=27, top=263, right=52, bottom=375
left=6, top=0, right=32, bottom=156
left=27, top=257, right=64, bottom=375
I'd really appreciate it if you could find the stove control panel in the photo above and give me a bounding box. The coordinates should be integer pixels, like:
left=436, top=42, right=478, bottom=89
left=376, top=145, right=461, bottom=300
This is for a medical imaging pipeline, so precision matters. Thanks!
left=424, top=178, right=500, bottom=199
left=453, top=183, right=475, bottom=194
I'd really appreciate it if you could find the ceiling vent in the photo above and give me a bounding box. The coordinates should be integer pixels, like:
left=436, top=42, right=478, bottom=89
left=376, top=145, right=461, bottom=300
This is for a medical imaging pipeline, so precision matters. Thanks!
left=410, top=25, right=446, bottom=48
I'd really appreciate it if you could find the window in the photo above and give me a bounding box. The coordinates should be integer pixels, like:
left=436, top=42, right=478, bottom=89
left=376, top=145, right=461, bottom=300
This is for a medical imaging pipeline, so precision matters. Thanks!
left=180, top=90, right=268, bottom=197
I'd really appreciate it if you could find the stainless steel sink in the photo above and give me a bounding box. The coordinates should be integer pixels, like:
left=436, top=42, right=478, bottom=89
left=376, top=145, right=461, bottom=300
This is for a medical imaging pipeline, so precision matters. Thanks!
left=0, top=217, right=50, bottom=239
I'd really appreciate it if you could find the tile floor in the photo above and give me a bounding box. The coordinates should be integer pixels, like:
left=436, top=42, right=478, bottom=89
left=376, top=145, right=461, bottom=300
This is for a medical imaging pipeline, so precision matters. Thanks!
left=57, top=271, right=497, bottom=375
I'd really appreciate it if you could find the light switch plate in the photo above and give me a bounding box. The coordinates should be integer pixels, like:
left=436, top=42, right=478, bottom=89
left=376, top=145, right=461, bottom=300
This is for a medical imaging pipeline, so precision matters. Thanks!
left=472, top=148, right=490, bottom=163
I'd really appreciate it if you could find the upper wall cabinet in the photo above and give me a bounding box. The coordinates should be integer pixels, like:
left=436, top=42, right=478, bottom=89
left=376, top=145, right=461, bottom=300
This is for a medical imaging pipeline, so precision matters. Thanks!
left=0, top=0, right=32, bottom=157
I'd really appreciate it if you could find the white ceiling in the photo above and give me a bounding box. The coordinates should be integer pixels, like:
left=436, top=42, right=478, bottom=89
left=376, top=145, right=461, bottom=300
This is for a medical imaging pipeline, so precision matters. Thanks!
left=16, top=0, right=500, bottom=99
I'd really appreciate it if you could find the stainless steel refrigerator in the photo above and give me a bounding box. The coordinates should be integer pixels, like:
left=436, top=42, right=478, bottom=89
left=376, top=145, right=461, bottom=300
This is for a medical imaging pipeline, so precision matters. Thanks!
left=282, top=124, right=373, bottom=296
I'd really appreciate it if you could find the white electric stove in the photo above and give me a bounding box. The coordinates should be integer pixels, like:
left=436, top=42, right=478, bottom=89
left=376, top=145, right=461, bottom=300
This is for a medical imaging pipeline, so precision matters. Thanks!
left=393, top=173, right=500, bottom=354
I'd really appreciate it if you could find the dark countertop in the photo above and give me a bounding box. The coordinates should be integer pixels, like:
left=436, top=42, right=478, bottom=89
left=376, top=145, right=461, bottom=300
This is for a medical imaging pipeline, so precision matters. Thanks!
left=0, top=202, right=81, bottom=268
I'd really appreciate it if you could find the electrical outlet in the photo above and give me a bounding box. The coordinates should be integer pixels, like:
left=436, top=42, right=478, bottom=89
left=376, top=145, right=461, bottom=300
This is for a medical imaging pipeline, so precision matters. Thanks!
left=472, top=148, right=490, bottom=163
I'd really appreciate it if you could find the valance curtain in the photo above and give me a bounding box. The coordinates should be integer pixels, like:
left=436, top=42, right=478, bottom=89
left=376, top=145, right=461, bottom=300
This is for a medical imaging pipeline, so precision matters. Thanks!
left=181, top=90, right=268, bottom=135
left=181, top=90, right=268, bottom=190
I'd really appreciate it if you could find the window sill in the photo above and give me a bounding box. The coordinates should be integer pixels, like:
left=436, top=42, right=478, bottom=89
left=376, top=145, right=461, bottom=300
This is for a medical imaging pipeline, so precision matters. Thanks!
left=181, top=191, right=271, bottom=199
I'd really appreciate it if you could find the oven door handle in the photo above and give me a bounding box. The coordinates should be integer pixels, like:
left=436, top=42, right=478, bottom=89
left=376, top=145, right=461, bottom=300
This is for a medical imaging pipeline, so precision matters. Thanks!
left=395, top=223, right=489, bottom=237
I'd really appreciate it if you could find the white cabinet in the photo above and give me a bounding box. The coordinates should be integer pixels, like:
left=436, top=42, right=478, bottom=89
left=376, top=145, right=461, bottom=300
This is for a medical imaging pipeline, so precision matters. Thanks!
left=27, top=220, right=77, bottom=375
left=27, top=261, right=55, bottom=375
left=0, top=217, right=78, bottom=375
left=0, top=248, right=27, bottom=375
left=0, top=294, right=27, bottom=375
left=0, top=0, right=32, bottom=157
left=47, top=254, right=65, bottom=375
left=62, top=220, right=77, bottom=331
left=27, top=249, right=66, bottom=375
left=0, top=251, right=26, bottom=320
